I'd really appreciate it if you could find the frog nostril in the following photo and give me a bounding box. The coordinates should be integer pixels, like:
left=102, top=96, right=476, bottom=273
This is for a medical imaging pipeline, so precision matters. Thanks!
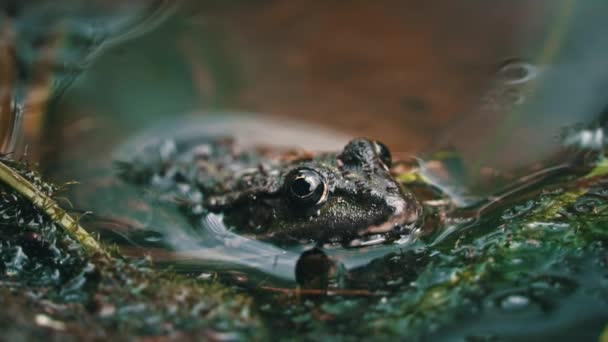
left=339, top=139, right=375, bottom=166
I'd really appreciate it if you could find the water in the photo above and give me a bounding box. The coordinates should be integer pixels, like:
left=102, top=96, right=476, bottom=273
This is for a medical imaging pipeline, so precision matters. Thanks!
left=10, top=1, right=608, bottom=339
left=0, top=1, right=176, bottom=154
left=28, top=116, right=608, bottom=338
left=70, top=114, right=414, bottom=285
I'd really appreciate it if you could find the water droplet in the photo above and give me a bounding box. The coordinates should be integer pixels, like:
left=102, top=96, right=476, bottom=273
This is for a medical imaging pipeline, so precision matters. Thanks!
left=496, top=59, right=539, bottom=85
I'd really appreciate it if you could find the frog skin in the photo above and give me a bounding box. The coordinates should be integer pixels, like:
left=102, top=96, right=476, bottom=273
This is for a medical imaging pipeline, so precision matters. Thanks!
left=118, top=137, right=422, bottom=245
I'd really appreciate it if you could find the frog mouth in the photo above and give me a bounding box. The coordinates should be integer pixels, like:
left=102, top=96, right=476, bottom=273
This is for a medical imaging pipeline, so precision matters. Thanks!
left=356, top=197, right=422, bottom=237
left=210, top=196, right=423, bottom=247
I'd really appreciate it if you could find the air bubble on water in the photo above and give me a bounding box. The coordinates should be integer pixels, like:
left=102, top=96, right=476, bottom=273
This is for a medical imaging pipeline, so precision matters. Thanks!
left=500, top=294, right=530, bottom=310
left=496, top=59, right=539, bottom=85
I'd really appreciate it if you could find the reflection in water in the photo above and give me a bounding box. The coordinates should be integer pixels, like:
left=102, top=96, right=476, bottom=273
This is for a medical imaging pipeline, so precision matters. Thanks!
left=0, top=0, right=176, bottom=154
left=434, top=0, right=608, bottom=188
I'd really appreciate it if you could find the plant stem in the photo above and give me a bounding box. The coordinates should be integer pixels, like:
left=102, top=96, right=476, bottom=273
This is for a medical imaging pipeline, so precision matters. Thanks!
left=0, top=160, right=105, bottom=255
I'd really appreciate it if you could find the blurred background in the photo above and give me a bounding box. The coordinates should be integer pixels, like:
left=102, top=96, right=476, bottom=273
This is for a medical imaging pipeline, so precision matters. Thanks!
left=1, top=0, right=608, bottom=191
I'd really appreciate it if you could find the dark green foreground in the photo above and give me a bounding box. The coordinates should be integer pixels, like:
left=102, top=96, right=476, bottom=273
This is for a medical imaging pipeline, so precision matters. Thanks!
left=1, top=157, right=607, bottom=341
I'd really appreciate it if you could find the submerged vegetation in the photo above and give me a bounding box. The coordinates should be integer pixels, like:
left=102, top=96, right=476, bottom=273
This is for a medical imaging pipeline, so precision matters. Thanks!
left=0, top=152, right=607, bottom=340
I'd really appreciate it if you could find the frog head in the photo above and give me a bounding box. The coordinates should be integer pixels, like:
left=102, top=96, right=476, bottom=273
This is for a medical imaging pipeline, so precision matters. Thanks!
left=205, top=138, right=421, bottom=245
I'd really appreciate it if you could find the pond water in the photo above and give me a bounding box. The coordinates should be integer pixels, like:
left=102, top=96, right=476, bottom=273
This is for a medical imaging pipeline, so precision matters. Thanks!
left=3, top=1, right=608, bottom=340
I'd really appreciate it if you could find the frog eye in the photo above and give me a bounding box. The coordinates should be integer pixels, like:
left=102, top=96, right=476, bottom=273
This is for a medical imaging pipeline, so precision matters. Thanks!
left=286, top=168, right=328, bottom=207
left=373, top=140, right=392, bottom=168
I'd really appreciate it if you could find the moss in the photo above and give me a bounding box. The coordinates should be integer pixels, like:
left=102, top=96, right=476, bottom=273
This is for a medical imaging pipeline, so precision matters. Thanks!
left=260, top=160, right=608, bottom=340
left=0, top=157, right=266, bottom=340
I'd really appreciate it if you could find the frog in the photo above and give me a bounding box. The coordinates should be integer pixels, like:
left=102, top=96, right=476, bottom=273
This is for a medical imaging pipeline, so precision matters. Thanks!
left=117, top=137, right=423, bottom=246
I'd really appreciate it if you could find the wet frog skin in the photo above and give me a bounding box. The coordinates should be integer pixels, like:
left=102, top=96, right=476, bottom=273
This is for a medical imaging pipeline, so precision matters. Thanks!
left=118, top=137, right=421, bottom=245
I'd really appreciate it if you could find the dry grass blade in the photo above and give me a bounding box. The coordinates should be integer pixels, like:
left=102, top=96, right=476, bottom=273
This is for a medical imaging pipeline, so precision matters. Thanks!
left=0, top=160, right=105, bottom=255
